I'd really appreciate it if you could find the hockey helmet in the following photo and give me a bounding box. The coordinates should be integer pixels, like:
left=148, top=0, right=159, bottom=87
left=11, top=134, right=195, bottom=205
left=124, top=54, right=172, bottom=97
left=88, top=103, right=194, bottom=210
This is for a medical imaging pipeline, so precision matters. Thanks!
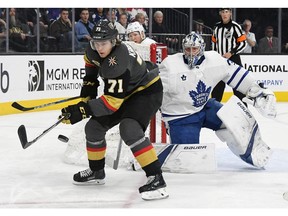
left=91, top=20, right=118, bottom=41
left=90, top=20, right=118, bottom=50
left=126, top=21, right=146, bottom=40
left=182, top=31, right=206, bottom=69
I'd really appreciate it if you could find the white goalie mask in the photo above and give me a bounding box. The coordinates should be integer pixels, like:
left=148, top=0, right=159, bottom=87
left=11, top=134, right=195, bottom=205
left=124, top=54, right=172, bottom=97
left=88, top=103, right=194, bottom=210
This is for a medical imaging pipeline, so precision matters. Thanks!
left=182, top=31, right=206, bottom=69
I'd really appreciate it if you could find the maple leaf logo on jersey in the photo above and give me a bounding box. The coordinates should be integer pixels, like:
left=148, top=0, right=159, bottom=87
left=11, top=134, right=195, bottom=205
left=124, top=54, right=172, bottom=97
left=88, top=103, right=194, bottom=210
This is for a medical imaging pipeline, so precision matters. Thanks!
left=189, top=80, right=211, bottom=107
left=108, top=56, right=117, bottom=67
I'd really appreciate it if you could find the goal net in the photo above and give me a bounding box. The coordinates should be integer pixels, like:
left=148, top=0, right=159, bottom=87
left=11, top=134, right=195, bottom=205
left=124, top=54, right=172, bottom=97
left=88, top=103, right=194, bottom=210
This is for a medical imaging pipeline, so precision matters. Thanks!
left=62, top=42, right=168, bottom=168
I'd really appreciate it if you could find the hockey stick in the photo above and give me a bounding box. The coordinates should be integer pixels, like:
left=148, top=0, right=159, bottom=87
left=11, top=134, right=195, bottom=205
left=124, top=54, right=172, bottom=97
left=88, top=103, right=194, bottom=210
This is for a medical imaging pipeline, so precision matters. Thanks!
left=18, top=115, right=69, bottom=149
left=12, top=96, right=81, bottom=111
left=105, top=138, right=123, bottom=170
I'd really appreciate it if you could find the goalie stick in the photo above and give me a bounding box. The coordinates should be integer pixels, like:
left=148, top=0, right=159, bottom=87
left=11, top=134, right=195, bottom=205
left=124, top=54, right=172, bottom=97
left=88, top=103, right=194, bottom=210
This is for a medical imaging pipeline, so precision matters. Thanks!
left=12, top=96, right=81, bottom=111
left=18, top=115, right=69, bottom=149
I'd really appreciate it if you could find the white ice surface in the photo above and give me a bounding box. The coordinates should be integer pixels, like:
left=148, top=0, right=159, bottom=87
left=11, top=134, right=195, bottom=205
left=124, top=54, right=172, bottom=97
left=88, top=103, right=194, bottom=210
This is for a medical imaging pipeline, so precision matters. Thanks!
left=1, top=103, right=288, bottom=215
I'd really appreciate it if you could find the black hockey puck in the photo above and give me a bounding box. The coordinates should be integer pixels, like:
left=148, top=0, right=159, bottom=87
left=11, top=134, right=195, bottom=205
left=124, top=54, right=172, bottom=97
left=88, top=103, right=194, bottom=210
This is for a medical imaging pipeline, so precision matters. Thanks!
left=58, top=134, right=69, bottom=143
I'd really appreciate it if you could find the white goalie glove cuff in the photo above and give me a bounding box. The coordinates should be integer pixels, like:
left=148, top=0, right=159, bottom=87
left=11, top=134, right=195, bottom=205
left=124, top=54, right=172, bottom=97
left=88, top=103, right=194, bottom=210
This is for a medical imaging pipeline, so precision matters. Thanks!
left=243, top=83, right=277, bottom=119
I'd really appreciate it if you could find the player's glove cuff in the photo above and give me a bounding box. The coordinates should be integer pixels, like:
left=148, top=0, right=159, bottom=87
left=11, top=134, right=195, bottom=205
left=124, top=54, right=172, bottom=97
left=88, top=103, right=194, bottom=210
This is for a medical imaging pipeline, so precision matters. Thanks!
left=60, top=101, right=92, bottom=124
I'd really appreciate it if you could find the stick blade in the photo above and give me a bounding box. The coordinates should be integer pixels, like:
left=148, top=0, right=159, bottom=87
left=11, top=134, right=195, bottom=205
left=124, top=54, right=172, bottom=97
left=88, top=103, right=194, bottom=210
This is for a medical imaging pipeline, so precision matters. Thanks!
left=12, top=102, right=32, bottom=111
left=18, top=125, right=29, bottom=149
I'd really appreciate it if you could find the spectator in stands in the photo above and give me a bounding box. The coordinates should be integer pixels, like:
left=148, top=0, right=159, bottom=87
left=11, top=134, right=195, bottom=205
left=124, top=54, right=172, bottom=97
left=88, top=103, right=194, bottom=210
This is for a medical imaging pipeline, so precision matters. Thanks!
left=194, top=19, right=212, bottom=50
left=35, top=9, right=51, bottom=37
left=152, top=11, right=171, bottom=34
left=116, top=8, right=131, bottom=23
left=17, top=8, right=37, bottom=36
left=32, top=8, right=58, bottom=52
left=211, top=8, right=246, bottom=103
left=152, top=10, right=177, bottom=53
left=91, top=8, right=106, bottom=24
left=135, top=12, right=148, bottom=32
left=8, top=8, right=36, bottom=52
left=115, top=13, right=128, bottom=40
left=50, top=8, right=80, bottom=52
left=0, top=18, right=6, bottom=34
left=126, top=21, right=156, bottom=45
left=241, top=19, right=256, bottom=53
left=127, top=8, right=148, bottom=23
left=75, top=8, right=94, bottom=51
left=195, top=19, right=204, bottom=34
left=106, top=9, right=117, bottom=23
left=46, top=8, right=61, bottom=22
left=257, top=26, right=278, bottom=53
left=106, top=9, right=129, bottom=41
left=118, top=13, right=128, bottom=30
left=282, top=42, right=288, bottom=53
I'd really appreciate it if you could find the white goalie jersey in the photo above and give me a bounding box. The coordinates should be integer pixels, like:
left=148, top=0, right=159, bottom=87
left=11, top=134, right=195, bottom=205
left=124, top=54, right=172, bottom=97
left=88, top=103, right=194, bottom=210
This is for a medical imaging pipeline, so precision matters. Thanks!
left=159, top=50, right=256, bottom=123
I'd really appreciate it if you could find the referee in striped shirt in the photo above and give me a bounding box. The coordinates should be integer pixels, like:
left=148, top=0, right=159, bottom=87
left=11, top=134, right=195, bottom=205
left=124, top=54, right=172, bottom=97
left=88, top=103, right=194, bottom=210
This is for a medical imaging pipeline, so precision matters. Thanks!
left=211, top=8, right=247, bottom=103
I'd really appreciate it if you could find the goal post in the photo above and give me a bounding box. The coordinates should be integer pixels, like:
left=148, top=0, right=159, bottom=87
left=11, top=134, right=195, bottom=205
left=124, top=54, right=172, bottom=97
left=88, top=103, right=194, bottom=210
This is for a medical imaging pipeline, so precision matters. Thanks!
left=150, top=43, right=168, bottom=143
left=124, top=41, right=168, bottom=143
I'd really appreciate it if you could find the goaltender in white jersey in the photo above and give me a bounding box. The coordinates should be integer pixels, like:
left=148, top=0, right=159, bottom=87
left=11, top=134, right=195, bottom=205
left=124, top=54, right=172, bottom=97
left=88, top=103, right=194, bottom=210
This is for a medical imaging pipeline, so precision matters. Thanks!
left=159, top=31, right=277, bottom=168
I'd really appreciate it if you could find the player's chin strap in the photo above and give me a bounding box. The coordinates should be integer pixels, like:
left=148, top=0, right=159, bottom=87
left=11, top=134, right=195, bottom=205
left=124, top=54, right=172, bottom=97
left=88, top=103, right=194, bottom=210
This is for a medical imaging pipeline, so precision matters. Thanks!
left=242, top=83, right=277, bottom=119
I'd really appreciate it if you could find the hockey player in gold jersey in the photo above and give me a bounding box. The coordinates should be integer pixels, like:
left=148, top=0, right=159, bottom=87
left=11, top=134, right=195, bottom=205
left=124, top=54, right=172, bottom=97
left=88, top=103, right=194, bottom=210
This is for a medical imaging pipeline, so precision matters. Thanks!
left=60, top=20, right=168, bottom=200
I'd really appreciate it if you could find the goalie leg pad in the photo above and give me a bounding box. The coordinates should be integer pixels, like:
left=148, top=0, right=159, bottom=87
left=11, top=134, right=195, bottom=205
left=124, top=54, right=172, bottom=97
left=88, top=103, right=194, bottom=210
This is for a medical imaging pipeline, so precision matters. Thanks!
left=160, top=143, right=217, bottom=173
left=216, top=95, right=272, bottom=168
left=130, top=143, right=217, bottom=173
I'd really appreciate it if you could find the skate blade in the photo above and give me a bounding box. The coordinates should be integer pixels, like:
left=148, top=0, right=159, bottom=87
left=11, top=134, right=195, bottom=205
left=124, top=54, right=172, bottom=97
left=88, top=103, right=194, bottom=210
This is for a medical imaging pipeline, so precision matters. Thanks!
left=73, top=179, right=105, bottom=185
left=141, top=187, right=169, bottom=201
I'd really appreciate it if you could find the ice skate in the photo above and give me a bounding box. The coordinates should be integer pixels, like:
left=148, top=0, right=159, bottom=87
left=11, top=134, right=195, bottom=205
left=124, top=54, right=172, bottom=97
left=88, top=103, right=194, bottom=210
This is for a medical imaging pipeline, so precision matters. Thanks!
left=73, top=168, right=105, bottom=185
left=139, top=173, right=169, bottom=200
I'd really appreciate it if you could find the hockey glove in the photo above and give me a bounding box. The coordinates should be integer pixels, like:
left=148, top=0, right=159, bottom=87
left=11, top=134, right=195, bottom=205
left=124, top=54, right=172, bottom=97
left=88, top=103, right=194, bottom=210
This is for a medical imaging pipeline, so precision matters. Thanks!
left=80, top=75, right=99, bottom=100
left=242, top=83, right=277, bottom=118
left=60, top=101, right=92, bottom=124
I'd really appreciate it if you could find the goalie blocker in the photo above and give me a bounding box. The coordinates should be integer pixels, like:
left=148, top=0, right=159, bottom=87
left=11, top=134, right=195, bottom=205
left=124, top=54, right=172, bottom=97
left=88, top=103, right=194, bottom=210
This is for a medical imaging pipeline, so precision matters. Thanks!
left=216, top=95, right=272, bottom=168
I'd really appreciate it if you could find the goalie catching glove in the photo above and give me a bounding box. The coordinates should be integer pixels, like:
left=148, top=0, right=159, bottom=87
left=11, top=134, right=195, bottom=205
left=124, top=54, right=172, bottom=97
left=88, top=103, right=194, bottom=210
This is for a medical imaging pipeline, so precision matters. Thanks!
left=60, top=101, right=92, bottom=124
left=242, top=83, right=277, bottom=118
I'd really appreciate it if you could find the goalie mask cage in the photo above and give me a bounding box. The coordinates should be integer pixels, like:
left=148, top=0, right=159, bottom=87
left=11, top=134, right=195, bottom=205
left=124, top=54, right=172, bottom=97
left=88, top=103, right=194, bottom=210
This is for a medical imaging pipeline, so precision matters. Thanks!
left=63, top=42, right=168, bottom=168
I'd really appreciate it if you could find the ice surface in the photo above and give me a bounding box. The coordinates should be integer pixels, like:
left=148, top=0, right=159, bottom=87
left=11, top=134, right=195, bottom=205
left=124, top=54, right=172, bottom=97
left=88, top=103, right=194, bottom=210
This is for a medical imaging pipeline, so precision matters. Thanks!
left=1, top=103, right=288, bottom=215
